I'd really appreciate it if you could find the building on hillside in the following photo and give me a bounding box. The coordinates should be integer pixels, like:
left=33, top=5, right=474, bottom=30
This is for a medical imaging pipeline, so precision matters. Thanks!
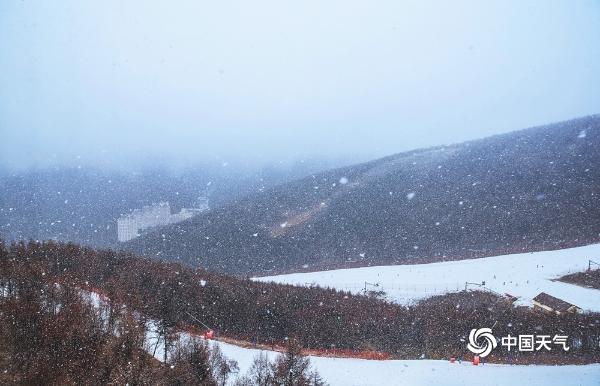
left=504, top=293, right=519, bottom=304
left=195, top=196, right=209, bottom=212
left=117, top=199, right=208, bottom=242
left=532, top=292, right=581, bottom=315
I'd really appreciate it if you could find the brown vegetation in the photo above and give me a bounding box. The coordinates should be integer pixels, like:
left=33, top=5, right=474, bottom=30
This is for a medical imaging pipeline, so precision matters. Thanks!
left=1, top=240, right=599, bottom=370
left=558, top=269, right=600, bottom=290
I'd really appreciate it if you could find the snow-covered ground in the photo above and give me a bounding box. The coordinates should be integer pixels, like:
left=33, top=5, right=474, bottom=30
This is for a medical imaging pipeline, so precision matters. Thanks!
left=255, top=244, right=600, bottom=312
left=214, top=339, right=600, bottom=386
left=145, top=327, right=600, bottom=386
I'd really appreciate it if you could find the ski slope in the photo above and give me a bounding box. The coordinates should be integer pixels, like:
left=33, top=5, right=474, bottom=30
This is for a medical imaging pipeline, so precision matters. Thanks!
left=146, top=328, right=600, bottom=386
left=212, top=339, right=600, bottom=386
left=255, top=244, right=600, bottom=312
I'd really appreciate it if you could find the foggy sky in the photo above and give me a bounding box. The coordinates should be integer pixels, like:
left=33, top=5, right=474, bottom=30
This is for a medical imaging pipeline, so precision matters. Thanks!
left=1, top=0, right=599, bottom=170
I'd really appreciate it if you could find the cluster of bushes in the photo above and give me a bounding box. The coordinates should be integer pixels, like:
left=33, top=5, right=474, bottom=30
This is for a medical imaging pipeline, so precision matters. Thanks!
left=0, top=263, right=209, bottom=384
left=0, top=245, right=327, bottom=385
left=167, top=338, right=328, bottom=386
left=233, top=340, right=326, bottom=386
left=559, top=268, right=600, bottom=290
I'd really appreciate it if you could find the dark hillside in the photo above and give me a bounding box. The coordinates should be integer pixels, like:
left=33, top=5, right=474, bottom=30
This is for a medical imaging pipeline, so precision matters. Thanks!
left=0, top=159, right=344, bottom=247
left=125, top=116, right=600, bottom=275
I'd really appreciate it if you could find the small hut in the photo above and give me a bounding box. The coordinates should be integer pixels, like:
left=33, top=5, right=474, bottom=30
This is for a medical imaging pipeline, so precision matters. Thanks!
left=532, top=292, right=581, bottom=315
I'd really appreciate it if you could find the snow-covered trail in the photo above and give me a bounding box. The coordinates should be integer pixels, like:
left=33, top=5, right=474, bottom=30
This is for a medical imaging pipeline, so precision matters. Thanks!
left=255, top=243, right=600, bottom=311
left=213, top=339, right=600, bottom=386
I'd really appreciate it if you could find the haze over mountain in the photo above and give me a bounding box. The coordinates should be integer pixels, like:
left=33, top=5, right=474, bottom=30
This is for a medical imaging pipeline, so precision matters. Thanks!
left=0, top=157, right=350, bottom=247
left=124, top=116, right=600, bottom=275
left=2, top=1, right=600, bottom=170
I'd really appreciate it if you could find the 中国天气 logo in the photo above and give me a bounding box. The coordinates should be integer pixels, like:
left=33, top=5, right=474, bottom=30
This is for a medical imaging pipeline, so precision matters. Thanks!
left=467, top=328, right=498, bottom=357
left=466, top=328, right=570, bottom=357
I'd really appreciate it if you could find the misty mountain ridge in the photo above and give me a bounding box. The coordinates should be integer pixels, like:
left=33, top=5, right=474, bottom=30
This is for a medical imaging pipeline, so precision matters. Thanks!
left=123, top=115, right=600, bottom=275
left=0, top=157, right=351, bottom=247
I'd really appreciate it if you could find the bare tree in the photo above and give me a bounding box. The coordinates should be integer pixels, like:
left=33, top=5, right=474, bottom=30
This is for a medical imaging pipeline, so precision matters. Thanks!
left=271, top=339, right=312, bottom=386
left=210, top=343, right=239, bottom=386
left=247, top=352, right=274, bottom=386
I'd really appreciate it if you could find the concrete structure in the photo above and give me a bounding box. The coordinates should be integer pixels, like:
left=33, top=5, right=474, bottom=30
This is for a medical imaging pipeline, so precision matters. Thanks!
left=532, top=292, right=582, bottom=315
left=117, top=199, right=208, bottom=242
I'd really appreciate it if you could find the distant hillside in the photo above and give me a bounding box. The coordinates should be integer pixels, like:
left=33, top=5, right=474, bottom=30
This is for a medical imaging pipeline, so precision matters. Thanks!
left=0, top=158, right=346, bottom=247
left=125, top=115, right=600, bottom=275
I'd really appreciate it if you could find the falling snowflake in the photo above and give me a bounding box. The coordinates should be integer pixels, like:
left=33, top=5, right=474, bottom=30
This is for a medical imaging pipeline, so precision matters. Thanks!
left=339, top=177, right=349, bottom=185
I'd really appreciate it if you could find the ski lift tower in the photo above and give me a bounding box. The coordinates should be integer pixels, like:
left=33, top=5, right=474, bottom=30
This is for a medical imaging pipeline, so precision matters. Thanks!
left=464, top=281, right=486, bottom=291
left=364, top=281, right=380, bottom=293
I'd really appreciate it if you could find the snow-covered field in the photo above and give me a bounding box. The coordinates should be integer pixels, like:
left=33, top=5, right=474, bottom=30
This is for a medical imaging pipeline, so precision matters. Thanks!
left=255, top=244, right=600, bottom=312
left=213, top=339, right=600, bottom=386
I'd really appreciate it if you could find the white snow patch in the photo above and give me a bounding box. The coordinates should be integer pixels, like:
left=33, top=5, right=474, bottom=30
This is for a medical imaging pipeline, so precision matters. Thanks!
left=255, top=244, right=600, bottom=312
left=214, top=339, right=600, bottom=386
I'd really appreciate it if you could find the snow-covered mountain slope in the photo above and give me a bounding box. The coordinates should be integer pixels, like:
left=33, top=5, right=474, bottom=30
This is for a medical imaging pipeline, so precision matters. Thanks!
left=256, top=243, right=600, bottom=312
left=214, top=339, right=600, bottom=386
